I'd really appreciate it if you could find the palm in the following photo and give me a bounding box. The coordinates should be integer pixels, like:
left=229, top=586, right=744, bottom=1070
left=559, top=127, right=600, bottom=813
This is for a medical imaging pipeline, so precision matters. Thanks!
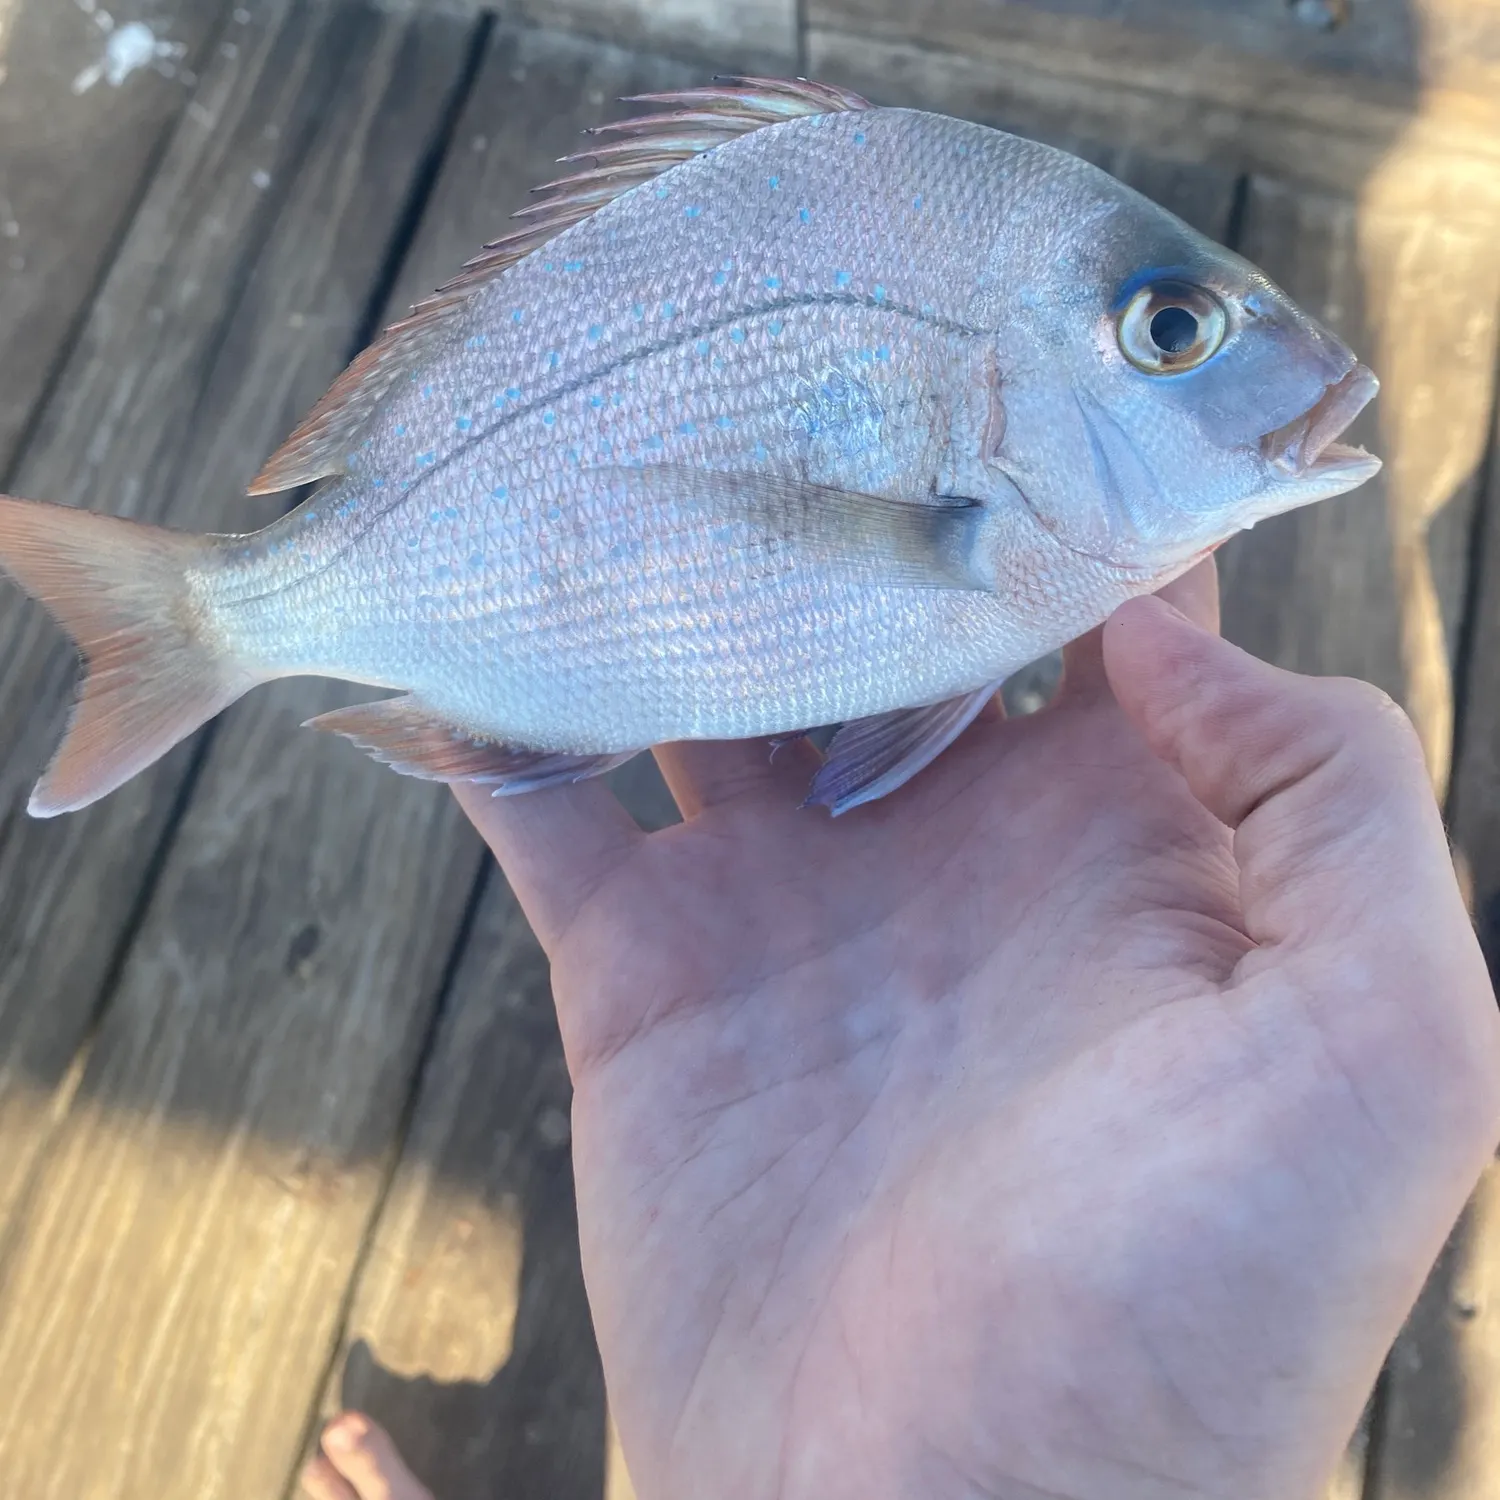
left=459, top=566, right=1500, bottom=1500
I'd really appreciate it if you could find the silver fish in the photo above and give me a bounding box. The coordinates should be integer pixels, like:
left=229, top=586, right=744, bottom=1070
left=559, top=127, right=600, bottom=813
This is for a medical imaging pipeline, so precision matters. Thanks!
left=0, top=78, right=1379, bottom=818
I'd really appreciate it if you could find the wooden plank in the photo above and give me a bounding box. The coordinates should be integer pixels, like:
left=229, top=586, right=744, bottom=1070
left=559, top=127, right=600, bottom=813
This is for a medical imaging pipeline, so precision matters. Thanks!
left=0, top=0, right=478, bottom=1236
left=0, top=6, right=487, bottom=1498
left=325, top=875, right=607, bottom=1500
left=306, top=29, right=703, bottom=1497
left=807, top=4, right=1500, bottom=200
left=1372, top=1163, right=1500, bottom=1498
left=367, top=0, right=795, bottom=70
left=1217, top=176, right=1500, bottom=795
left=0, top=0, right=237, bottom=469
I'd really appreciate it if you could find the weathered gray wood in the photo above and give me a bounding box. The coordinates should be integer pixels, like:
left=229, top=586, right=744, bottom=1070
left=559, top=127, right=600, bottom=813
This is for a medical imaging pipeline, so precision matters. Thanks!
left=372, top=0, right=795, bottom=69
left=1451, top=399, right=1500, bottom=978
left=807, top=0, right=1500, bottom=199
left=1217, top=176, right=1500, bottom=794
left=306, top=30, right=703, bottom=1497
left=0, top=0, right=237, bottom=468
left=0, top=6, right=487, bottom=1498
left=0, top=0, right=478, bottom=1237
left=321, top=875, right=606, bottom=1500
left=1371, top=1163, right=1500, bottom=1498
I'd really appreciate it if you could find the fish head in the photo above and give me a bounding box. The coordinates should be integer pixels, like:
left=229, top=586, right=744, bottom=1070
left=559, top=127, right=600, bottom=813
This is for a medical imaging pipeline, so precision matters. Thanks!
left=969, top=166, right=1380, bottom=580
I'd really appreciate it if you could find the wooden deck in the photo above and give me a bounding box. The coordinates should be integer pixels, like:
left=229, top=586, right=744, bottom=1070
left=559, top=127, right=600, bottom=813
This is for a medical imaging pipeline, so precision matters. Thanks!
left=0, top=1, right=1499, bottom=1496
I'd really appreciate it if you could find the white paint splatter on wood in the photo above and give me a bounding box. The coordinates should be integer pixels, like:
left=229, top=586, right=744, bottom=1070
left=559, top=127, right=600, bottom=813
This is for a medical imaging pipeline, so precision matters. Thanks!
left=71, top=19, right=186, bottom=95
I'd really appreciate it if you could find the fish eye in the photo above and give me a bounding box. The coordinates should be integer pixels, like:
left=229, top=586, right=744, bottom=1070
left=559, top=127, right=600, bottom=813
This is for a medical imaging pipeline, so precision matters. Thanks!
left=1117, top=282, right=1227, bottom=374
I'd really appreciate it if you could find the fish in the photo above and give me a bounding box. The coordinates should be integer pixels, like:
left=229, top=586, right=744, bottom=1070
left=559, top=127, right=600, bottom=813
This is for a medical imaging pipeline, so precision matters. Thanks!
left=0, top=77, right=1380, bottom=820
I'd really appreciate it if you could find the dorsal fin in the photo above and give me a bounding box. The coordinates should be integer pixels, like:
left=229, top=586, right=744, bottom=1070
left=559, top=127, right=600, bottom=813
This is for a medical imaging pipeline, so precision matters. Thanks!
left=247, top=77, right=871, bottom=497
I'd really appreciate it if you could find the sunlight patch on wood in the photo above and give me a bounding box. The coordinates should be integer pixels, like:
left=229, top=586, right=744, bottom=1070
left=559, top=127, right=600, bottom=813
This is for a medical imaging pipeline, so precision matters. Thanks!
left=341, top=1166, right=523, bottom=1384
left=0, top=1097, right=388, bottom=1500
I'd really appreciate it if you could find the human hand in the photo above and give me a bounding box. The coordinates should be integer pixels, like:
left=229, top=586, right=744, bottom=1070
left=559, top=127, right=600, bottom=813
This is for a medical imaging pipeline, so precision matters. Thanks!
left=457, top=558, right=1500, bottom=1500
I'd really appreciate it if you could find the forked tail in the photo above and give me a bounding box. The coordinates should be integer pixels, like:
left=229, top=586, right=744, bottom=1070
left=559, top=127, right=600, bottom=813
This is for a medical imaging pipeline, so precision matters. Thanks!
left=0, top=496, right=258, bottom=816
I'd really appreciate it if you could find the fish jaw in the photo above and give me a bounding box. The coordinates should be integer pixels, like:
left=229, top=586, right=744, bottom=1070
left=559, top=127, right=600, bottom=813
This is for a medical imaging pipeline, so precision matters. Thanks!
left=1250, top=363, right=1382, bottom=513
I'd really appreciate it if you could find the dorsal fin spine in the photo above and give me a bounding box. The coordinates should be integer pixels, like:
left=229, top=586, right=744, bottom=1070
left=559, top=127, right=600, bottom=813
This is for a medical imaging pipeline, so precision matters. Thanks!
left=246, top=77, right=870, bottom=498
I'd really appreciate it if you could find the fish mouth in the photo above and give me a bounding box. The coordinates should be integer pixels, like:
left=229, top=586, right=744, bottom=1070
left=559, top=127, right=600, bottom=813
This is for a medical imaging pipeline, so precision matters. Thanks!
left=1259, top=365, right=1381, bottom=483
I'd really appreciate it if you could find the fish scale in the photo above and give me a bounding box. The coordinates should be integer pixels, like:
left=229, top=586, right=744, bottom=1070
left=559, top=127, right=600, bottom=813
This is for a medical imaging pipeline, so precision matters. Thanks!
left=0, top=82, right=1381, bottom=819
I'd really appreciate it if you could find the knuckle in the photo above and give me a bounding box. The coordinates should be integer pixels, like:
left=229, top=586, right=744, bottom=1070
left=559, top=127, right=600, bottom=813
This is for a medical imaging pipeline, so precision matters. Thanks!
left=1326, top=677, right=1425, bottom=761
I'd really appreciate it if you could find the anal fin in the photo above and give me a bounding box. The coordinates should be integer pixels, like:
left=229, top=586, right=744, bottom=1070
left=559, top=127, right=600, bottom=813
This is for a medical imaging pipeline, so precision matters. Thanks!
left=804, top=684, right=1000, bottom=815
left=306, top=696, right=637, bottom=793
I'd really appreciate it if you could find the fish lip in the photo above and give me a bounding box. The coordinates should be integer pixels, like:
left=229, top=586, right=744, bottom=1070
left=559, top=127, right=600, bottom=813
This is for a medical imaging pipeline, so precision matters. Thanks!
left=1259, top=364, right=1380, bottom=479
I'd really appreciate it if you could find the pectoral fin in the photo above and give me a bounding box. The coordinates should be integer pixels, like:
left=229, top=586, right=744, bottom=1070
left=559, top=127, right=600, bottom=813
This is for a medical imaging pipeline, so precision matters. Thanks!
left=805, top=684, right=1000, bottom=815
left=306, top=697, right=637, bottom=793
left=598, top=465, right=990, bottom=591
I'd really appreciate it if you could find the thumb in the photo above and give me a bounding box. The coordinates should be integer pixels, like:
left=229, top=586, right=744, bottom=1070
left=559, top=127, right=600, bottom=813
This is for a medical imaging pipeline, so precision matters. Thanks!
left=1103, top=594, right=1457, bottom=955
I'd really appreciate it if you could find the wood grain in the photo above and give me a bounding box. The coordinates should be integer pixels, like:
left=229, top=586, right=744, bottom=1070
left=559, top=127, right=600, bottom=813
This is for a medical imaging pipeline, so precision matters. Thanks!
left=807, top=1, right=1500, bottom=200
left=0, top=0, right=477, bottom=1237
left=0, top=0, right=237, bottom=468
left=1372, top=1163, right=1500, bottom=1499
left=307, top=30, right=703, bottom=1498
left=0, top=5, right=487, bottom=1497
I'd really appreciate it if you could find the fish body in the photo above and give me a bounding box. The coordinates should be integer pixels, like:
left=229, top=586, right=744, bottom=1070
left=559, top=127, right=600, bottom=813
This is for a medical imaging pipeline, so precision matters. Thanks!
left=0, top=83, right=1380, bottom=817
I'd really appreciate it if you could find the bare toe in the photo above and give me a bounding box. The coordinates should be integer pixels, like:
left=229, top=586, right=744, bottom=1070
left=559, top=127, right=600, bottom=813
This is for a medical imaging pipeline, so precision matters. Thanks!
left=319, top=1412, right=434, bottom=1500
left=299, top=1454, right=358, bottom=1500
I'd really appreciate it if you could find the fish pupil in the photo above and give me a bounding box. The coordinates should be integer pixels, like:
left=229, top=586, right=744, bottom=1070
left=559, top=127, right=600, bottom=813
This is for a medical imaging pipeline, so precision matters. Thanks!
left=1149, top=305, right=1199, bottom=355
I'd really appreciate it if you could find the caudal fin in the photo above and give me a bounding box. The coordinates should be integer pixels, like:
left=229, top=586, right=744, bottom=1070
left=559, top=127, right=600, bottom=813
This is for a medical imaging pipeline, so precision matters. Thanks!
left=0, top=496, right=256, bottom=817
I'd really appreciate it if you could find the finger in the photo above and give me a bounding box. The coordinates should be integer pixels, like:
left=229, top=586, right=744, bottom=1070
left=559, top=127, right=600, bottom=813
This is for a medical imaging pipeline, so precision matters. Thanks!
left=318, top=1412, right=435, bottom=1500
left=1059, top=625, right=1108, bottom=703
left=1102, top=593, right=1455, bottom=952
left=1156, top=553, right=1221, bottom=632
left=1060, top=557, right=1220, bottom=707
left=652, top=735, right=823, bottom=819
left=454, top=778, right=643, bottom=952
left=298, top=1457, right=357, bottom=1500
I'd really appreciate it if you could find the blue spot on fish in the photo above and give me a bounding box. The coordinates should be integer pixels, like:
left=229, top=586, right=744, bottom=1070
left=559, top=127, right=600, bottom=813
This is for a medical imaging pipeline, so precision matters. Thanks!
left=512, top=309, right=524, bottom=323
left=655, top=185, right=670, bottom=199
left=548, top=504, right=562, bottom=521
left=455, top=415, right=472, bottom=431
left=492, top=484, right=508, bottom=500
left=769, top=319, right=784, bottom=336
left=768, top=175, right=780, bottom=189
left=429, top=509, right=445, bottom=523
left=754, top=441, right=768, bottom=462
left=835, top=270, right=852, bottom=289
left=730, top=327, right=745, bottom=343
left=434, top=564, right=452, bottom=582
left=394, top=424, right=407, bottom=437
left=679, top=420, right=697, bottom=436
left=421, top=384, right=433, bottom=398
left=765, top=276, right=781, bottom=290
left=684, top=205, right=701, bottom=219
left=912, top=193, right=923, bottom=210
left=876, top=344, right=891, bottom=360
left=444, top=506, right=459, bottom=520
left=633, top=303, right=645, bottom=320
left=713, top=270, right=728, bottom=287
left=661, top=300, right=675, bottom=318
left=505, top=386, right=521, bottom=401
left=542, top=411, right=556, bottom=427
left=371, top=477, right=385, bottom=490
left=799, top=207, right=811, bottom=223
left=716, top=414, right=734, bottom=429
left=590, top=393, right=604, bottom=408
left=548, top=351, right=560, bottom=370
left=417, top=451, right=435, bottom=466
left=564, top=259, right=584, bottom=272
left=469, top=551, right=485, bottom=570
left=695, top=338, right=710, bottom=356
left=854, top=131, right=866, bottom=145
left=873, top=285, right=886, bottom=304
left=588, top=324, right=603, bottom=342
